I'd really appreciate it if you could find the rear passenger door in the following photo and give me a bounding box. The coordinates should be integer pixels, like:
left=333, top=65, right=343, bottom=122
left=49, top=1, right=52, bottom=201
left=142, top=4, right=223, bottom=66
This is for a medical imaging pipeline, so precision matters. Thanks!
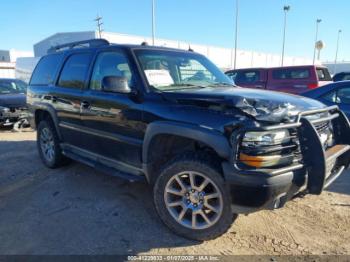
left=53, top=52, right=93, bottom=148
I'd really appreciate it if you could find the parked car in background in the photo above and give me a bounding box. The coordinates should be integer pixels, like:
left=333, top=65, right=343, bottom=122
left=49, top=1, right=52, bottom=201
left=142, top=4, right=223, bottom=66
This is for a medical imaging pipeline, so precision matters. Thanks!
left=302, top=81, right=350, bottom=119
left=225, top=65, right=332, bottom=94
left=0, top=78, right=28, bottom=127
left=333, top=72, right=350, bottom=82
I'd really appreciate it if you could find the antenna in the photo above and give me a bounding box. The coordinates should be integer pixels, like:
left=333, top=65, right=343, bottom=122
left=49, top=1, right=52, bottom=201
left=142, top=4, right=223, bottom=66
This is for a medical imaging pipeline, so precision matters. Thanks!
left=94, top=14, right=104, bottom=38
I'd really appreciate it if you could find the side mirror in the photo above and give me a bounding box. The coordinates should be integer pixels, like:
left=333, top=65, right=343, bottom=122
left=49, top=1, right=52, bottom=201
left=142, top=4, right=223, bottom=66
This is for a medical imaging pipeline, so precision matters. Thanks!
left=102, top=76, right=131, bottom=94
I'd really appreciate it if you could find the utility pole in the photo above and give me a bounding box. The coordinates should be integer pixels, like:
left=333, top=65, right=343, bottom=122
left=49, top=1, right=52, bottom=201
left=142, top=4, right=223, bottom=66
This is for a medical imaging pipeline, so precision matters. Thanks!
left=152, top=0, right=156, bottom=45
left=313, top=19, right=322, bottom=64
left=334, top=29, right=342, bottom=74
left=281, top=5, right=290, bottom=67
left=94, top=15, right=103, bottom=39
left=233, top=0, right=239, bottom=69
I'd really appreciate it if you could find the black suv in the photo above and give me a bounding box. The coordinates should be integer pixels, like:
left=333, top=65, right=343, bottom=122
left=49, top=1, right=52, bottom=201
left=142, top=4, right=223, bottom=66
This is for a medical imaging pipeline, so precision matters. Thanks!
left=27, top=39, right=350, bottom=240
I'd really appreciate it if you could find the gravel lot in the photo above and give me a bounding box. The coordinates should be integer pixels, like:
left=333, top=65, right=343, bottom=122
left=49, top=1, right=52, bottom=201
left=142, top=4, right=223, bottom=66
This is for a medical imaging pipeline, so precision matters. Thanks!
left=0, top=130, right=349, bottom=255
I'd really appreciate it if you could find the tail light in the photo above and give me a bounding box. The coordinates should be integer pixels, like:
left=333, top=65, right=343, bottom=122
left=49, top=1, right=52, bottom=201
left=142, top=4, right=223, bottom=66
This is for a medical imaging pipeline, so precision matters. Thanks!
left=308, top=83, right=318, bottom=89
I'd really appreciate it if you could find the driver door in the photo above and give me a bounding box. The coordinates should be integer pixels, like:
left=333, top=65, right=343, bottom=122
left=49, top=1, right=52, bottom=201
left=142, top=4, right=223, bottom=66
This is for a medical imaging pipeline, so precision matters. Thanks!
left=80, top=49, right=144, bottom=169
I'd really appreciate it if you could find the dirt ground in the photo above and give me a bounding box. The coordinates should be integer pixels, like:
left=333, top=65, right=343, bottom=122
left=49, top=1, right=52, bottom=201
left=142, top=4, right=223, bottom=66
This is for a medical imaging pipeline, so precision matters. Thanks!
left=0, top=129, right=349, bottom=256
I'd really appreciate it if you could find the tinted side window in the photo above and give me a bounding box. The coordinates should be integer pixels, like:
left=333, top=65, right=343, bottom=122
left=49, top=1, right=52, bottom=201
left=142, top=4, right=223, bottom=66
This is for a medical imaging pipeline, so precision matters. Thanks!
left=322, top=87, right=350, bottom=104
left=90, top=51, right=133, bottom=91
left=337, top=87, right=350, bottom=104
left=334, top=73, right=350, bottom=81
left=333, top=73, right=344, bottom=82
left=58, top=53, right=92, bottom=89
left=30, top=54, right=63, bottom=85
left=322, top=91, right=337, bottom=103
left=226, top=71, right=238, bottom=82
left=316, top=68, right=332, bottom=81
left=236, top=70, right=260, bottom=83
left=272, top=68, right=310, bottom=79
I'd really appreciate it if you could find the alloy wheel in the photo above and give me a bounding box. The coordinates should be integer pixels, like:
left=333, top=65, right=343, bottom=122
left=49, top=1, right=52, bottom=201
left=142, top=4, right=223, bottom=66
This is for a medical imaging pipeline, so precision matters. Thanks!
left=40, top=127, right=55, bottom=162
left=164, top=171, right=223, bottom=230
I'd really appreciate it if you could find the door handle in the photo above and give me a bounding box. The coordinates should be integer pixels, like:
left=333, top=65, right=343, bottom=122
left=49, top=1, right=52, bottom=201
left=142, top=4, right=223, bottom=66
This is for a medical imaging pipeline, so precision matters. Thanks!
left=81, top=101, right=90, bottom=109
left=43, top=95, right=57, bottom=102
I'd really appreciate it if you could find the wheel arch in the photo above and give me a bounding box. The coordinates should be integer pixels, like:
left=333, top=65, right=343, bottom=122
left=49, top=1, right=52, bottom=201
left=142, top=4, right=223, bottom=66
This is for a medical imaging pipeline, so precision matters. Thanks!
left=34, top=103, right=62, bottom=140
left=142, top=121, right=231, bottom=184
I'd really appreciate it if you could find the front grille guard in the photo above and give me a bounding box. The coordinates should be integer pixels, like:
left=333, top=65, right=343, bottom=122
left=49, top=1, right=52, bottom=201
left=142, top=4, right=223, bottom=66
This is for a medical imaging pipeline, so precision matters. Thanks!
left=230, top=105, right=350, bottom=194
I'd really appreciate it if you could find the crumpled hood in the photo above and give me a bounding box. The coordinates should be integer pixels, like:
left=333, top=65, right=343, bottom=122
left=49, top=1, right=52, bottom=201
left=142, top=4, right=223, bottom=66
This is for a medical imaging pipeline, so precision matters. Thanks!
left=162, top=86, right=326, bottom=123
left=0, top=93, right=27, bottom=108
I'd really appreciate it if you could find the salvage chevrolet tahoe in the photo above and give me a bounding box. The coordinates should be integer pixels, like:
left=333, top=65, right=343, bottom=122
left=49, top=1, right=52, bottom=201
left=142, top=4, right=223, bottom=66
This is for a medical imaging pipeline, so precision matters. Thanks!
left=27, top=39, right=350, bottom=240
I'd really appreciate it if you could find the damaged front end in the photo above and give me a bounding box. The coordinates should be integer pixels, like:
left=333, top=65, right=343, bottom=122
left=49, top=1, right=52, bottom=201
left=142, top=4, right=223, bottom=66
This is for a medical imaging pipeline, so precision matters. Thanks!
left=223, top=105, right=350, bottom=213
left=0, top=106, right=30, bottom=128
left=230, top=96, right=317, bottom=123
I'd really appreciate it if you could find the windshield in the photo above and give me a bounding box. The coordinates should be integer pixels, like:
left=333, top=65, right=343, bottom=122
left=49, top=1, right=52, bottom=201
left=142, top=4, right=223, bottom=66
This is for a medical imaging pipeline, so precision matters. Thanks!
left=134, top=49, right=234, bottom=91
left=0, top=79, right=27, bottom=95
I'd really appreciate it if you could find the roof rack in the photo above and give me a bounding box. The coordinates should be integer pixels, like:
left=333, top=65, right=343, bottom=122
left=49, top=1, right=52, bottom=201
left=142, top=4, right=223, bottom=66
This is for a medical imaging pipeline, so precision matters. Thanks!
left=48, top=39, right=110, bottom=53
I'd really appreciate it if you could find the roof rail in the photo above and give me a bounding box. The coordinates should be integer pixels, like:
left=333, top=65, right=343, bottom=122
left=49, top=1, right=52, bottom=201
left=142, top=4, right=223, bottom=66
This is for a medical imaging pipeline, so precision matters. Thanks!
left=48, top=38, right=110, bottom=53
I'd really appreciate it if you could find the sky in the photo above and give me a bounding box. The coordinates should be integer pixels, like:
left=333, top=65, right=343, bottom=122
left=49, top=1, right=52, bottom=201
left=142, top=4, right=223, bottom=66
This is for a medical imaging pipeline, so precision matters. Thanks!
left=0, top=0, right=349, bottom=62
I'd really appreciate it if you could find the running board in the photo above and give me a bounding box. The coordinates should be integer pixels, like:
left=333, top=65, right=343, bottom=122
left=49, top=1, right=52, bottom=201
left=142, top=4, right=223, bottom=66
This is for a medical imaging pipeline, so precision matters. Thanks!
left=61, top=144, right=146, bottom=182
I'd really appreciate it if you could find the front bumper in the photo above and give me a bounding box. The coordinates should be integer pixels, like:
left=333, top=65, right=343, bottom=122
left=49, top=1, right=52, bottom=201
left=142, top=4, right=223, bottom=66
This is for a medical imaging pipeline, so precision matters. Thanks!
left=0, top=108, right=29, bottom=126
left=222, top=106, right=350, bottom=214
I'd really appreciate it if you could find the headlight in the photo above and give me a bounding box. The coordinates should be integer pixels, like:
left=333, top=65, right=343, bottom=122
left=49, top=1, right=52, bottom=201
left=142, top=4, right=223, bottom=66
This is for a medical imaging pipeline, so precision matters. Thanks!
left=238, top=129, right=293, bottom=168
left=241, top=129, right=290, bottom=147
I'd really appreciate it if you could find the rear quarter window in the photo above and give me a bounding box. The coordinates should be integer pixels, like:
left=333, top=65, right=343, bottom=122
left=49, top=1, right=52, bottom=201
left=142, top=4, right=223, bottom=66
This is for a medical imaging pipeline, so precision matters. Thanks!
left=58, top=53, right=92, bottom=89
left=225, top=71, right=238, bottom=82
left=30, top=54, right=63, bottom=85
left=272, top=68, right=310, bottom=80
left=236, top=70, right=261, bottom=83
left=316, top=68, right=332, bottom=81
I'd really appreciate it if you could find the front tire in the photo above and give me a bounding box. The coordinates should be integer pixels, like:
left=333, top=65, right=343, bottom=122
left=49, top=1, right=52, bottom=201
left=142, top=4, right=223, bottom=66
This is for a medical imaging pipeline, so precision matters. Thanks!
left=153, top=153, right=237, bottom=241
left=37, top=120, right=67, bottom=168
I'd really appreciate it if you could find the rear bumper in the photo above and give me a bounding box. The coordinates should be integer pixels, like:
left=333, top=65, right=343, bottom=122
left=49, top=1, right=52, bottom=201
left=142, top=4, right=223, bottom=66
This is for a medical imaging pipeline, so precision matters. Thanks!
left=223, top=106, right=350, bottom=214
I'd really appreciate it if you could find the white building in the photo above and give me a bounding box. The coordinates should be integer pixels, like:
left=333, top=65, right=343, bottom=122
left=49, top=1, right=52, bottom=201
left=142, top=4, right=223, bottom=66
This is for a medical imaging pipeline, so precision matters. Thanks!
left=0, top=49, right=34, bottom=79
left=0, top=62, right=15, bottom=78
left=323, top=61, right=350, bottom=75
left=34, top=31, right=318, bottom=70
left=15, top=57, right=41, bottom=82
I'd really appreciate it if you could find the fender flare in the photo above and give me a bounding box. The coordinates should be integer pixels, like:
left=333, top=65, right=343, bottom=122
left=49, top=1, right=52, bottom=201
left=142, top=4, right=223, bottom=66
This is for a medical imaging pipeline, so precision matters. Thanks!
left=142, top=121, right=231, bottom=180
left=33, top=102, right=62, bottom=140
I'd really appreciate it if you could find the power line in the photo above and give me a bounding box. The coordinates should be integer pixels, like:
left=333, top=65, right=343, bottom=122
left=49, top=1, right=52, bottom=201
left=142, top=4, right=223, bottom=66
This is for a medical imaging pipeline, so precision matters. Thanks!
left=152, top=0, right=156, bottom=45
left=312, top=19, right=322, bottom=65
left=94, top=15, right=104, bottom=38
left=281, top=5, right=290, bottom=67
left=233, top=0, right=239, bottom=69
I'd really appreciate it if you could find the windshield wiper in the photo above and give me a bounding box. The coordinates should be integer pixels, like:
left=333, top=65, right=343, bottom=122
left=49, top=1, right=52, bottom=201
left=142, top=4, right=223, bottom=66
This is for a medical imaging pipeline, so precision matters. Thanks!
left=163, top=83, right=207, bottom=91
left=207, top=82, right=235, bottom=87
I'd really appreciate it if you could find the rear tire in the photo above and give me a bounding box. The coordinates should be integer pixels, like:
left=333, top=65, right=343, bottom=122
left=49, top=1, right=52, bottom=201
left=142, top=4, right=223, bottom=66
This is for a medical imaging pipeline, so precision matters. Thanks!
left=153, top=153, right=237, bottom=241
left=37, top=120, right=67, bottom=168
